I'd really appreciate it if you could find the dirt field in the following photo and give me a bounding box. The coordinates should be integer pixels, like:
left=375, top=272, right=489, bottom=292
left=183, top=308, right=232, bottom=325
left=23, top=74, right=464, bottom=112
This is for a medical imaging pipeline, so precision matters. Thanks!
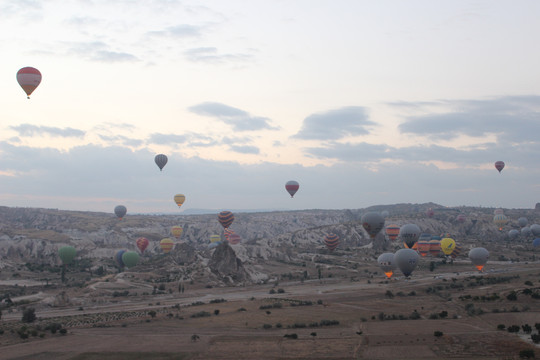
left=0, top=261, right=539, bottom=359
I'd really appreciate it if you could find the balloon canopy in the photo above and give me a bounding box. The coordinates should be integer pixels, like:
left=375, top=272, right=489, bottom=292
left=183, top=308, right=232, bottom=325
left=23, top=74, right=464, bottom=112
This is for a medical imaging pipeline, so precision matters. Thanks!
left=114, top=205, right=127, bottom=220
left=160, top=238, right=174, bottom=253
left=285, top=180, right=300, bottom=198
left=494, top=161, right=505, bottom=173
left=385, top=225, right=400, bottom=241
left=115, top=250, right=127, bottom=267
left=58, top=246, right=76, bottom=265
left=395, top=248, right=419, bottom=277
left=154, top=154, right=168, bottom=171
left=174, top=194, right=186, bottom=207
left=377, top=253, right=396, bottom=279
left=17, top=67, right=42, bottom=98
left=469, top=247, right=489, bottom=272
left=171, top=226, right=183, bottom=239
left=324, top=233, right=339, bottom=251
left=400, top=223, right=421, bottom=249
left=440, top=238, right=456, bottom=255
left=136, top=237, right=149, bottom=254
left=361, top=212, right=385, bottom=238
left=218, top=211, right=234, bottom=229
left=122, top=251, right=140, bottom=268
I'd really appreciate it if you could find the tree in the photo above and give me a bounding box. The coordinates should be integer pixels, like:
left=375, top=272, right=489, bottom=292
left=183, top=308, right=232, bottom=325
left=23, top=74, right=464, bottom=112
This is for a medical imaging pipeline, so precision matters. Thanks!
left=21, top=308, right=36, bottom=323
left=148, top=310, right=157, bottom=318
left=214, top=309, right=220, bottom=316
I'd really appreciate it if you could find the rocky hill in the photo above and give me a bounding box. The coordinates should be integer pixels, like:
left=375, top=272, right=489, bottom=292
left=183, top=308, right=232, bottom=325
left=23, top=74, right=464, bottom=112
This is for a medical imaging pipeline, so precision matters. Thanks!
left=0, top=203, right=537, bottom=285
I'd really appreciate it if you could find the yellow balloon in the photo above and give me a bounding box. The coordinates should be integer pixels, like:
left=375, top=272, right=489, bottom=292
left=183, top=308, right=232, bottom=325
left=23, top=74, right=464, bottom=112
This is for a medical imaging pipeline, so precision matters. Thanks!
left=210, top=234, right=221, bottom=243
left=160, top=238, right=174, bottom=253
left=440, top=238, right=456, bottom=255
left=171, top=226, right=183, bottom=239
left=174, top=194, right=185, bottom=207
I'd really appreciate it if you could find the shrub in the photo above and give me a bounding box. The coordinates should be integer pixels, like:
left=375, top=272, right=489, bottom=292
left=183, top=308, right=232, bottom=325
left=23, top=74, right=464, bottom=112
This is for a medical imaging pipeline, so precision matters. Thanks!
left=191, top=311, right=211, bottom=318
left=519, top=349, right=535, bottom=359
left=508, top=325, right=520, bottom=333
left=237, top=308, right=247, bottom=312
left=434, top=331, right=443, bottom=337
left=21, top=308, right=36, bottom=323
left=214, top=309, right=220, bottom=316
left=497, top=324, right=506, bottom=330
left=276, top=323, right=282, bottom=328
left=283, top=333, right=298, bottom=339
left=277, top=288, right=285, bottom=294
left=507, top=291, right=518, bottom=301
left=385, top=290, right=394, bottom=298
left=269, top=289, right=276, bottom=294
left=262, top=324, right=272, bottom=329
left=148, top=310, right=157, bottom=318
left=59, top=328, right=67, bottom=335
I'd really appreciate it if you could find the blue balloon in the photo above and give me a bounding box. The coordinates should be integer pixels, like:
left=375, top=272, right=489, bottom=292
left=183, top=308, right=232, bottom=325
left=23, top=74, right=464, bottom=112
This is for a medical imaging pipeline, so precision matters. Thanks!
left=115, top=250, right=126, bottom=267
left=533, top=238, right=540, bottom=247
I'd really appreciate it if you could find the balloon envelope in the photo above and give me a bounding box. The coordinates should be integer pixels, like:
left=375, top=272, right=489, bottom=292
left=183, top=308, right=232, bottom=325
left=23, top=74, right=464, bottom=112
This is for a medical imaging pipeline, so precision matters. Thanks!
left=218, top=211, right=234, bottom=228
left=324, top=233, right=339, bottom=251
left=160, top=238, right=174, bottom=253
left=429, top=240, right=441, bottom=257
left=508, top=229, right=519, bottom=240
left=285, top=180, right=299, bottom=198
left=122, top=251, right=140, bottom=268
left=210, top=234, right=221, bottom=243
left=377, top=253, right=396, bottom=278
left=456, top=214, right=466, bottom=223
left=395, top=248, right=419, bottom=277
left=154, top=154, right=168, bottom=171
left=386, top=225, right=400, bottom=241
left=361, top=212, right=385, bottom=238
left=58, top=246, right=76, bottom=265
left=440, top=238, right=456, bottom=255
left=494, top=161, right=505, bottom=173
left=493, top=214, right=508, bottom=230
left=114, top=205, right=127, bottom=220
left=17, top=67, right=42, bottom=98
left=521, top=227, right=532, bottom=237
left=227, top=231, right=242, bottom=245
left=469, top=247, right=489, bottom=271
left=136, top=237, right=149, bottom=254
left=400, top=223, right=421, bottom=249
left=533, top=238, right=540, bottom=247
left=115, top=250, right=127, bottom=267
left=426, top=208, right=434, bottom=218
left=171, top=226, right=183, bottom=239
left=518, top=217, right=528, bottom=227
left=174, top=194, right=186, bottom=207
left=530, top=224, right=540, bottom=236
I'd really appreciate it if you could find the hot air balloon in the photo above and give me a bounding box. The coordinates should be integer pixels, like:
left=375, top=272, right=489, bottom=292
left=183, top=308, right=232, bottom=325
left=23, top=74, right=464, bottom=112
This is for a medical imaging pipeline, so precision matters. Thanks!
left=227, top=231, right=242, bottom=245
left=324, top=233, right=339, bottom=251
left=440, top=238, right=456, bottom=256
left=224, top=228, right=234, bottom=242
left=429, top=239, right=441, bottom=257
left=208, top=242, right=221, bottom=250
left=114, top=205, right=127, bottom=220
left=394, top=248, right=419, bottom=277
left=530, top=224, right=540, bottom=237
left=426, top=208, right=434, bottom=218
left=450, top=244, right=461, bottom=259
left=361, top=212, right=385, bottom=238
left=508, top=229, right=519, bottom=240
left=58, top=246, right=76, bottom=265
left=17, top=67, right=42, bottom=98
left=171, top=226, right=183, bottom=239
left=518, top=217, right=528, bottom=228
left=285, top=180, right=299, bottom=198
left=115, top=250, right=127, bottom=268
left=493, top=214, right=508, bottom=231
left=494, top=161, right=505, bottom=173
left=377, top=253, right=396, bottom=279
left=533, top=238, right=540, bottom=247
left=522, top=226, right=532, bottom=237
left=381, top=210, right=389, bottom=218
left=136, top=237, right=149, bottom=254
left=155, top=154, right=168, bottom=171
left=160, top=238, right=174, bottom=253
left=218, top=211, right=234, bottom=229
left=469, top=247, right=489, bottom=272
left=416, top=240, right=431, bottom=257
left=122, top=251, right=140, bottom=268
left=386, top=225, right=400, bottom=241
left=210, top=234, right=221, bottom=243
left=400, top=223, right=421, bottom=249
left=494, top=208, right=504, bottom=215
left=174, top=194, right=186, bottom=208
left=456, top=214, right=466, bottom=223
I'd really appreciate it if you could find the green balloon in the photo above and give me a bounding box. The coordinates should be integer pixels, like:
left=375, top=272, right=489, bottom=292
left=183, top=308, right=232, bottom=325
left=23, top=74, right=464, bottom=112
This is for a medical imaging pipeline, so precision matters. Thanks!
left=58, top=246, right=76, bottom=265
left=121, top=251, right=140, bottom=268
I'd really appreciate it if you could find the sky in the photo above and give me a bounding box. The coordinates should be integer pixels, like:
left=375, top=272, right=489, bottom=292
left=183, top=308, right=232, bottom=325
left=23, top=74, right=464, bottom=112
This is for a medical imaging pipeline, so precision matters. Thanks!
left=1, top=0, right=540, bottom=214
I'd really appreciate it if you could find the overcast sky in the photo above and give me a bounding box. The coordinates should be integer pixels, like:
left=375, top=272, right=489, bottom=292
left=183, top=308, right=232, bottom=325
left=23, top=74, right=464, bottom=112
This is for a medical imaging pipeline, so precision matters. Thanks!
left=1, top=0, right=540, bottom=214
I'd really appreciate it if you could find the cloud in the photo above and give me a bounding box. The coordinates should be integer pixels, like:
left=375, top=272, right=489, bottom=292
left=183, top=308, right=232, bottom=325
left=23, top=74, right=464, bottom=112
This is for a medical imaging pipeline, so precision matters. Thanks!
left=10, top=124, right=85, bottom=138
left=148, top=133, right=189, bottom=145
left=147, top=132, right=217, bottom=147
left=183, top=47, right=253, bottom=64
left=292, top=106, right=376, bottom=140
left=189, top=102, right=278, bottom=131
left=398, top=96, right=540, bottom=142
left=147, top=24, right=202, bottom=38
left=229, top=145, right=260, bottom=154
left=66, top=41, right=139, bottom=63
left=98, top=135, right=143, bottom=147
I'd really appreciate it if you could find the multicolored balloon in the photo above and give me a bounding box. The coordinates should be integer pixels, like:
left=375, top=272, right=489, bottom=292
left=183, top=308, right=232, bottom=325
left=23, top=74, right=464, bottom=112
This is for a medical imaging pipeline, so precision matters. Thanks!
left=285, top=180, right=300, bottom=198
left=218, top=211, right=234, bottom=229
left=324, top=233, right=339, bottom=251
left=171, top=226, right=183, bottom=239
left=210, top=234, right=221, bottom=243
left=429, top=239, right=441, bottom=257
left=136, top=237, right=149, bottom=254
left=160, top=238, right=174, bottom=253
left=386, top=225, right=400, bottom=241
left=493, top=214, right=508, bottom=231
left=17, top=67, right=42, bottom=98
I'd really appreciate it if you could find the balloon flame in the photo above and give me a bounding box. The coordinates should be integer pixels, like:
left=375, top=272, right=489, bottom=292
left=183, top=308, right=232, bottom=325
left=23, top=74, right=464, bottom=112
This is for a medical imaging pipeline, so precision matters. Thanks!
left=384, top=271, right=393, bottom=279
left=475, top=265, right=484, bottom=272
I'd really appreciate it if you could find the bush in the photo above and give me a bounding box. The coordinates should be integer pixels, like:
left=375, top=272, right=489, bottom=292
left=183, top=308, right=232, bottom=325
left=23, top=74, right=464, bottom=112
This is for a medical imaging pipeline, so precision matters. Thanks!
left=148, top=310, right=157, bottom=318
left=497, top=324, right=506, bottom=330
left=508, top=325, right=520, bottom=333
left=262, top=324, right=272, bottom=329
left=269, top=289, right=276, bottom=294
left=59, top=328, right=67, bottom=335
left=214, top=309, right=220, bottom=316
left=507, top=291, right=518, bottom=301
left=519, top=349, right=535, bottom=359
left=191, top=311, right=211, bottom=318
left=21, top=308, right=36, bottom=323
left=277, top=288, right=285, bottom=293
left=434, top=331, right=443, bottom=337
left=283, top=333, right=298, bottom=339
left=385, top=290, right=394, bottom=298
